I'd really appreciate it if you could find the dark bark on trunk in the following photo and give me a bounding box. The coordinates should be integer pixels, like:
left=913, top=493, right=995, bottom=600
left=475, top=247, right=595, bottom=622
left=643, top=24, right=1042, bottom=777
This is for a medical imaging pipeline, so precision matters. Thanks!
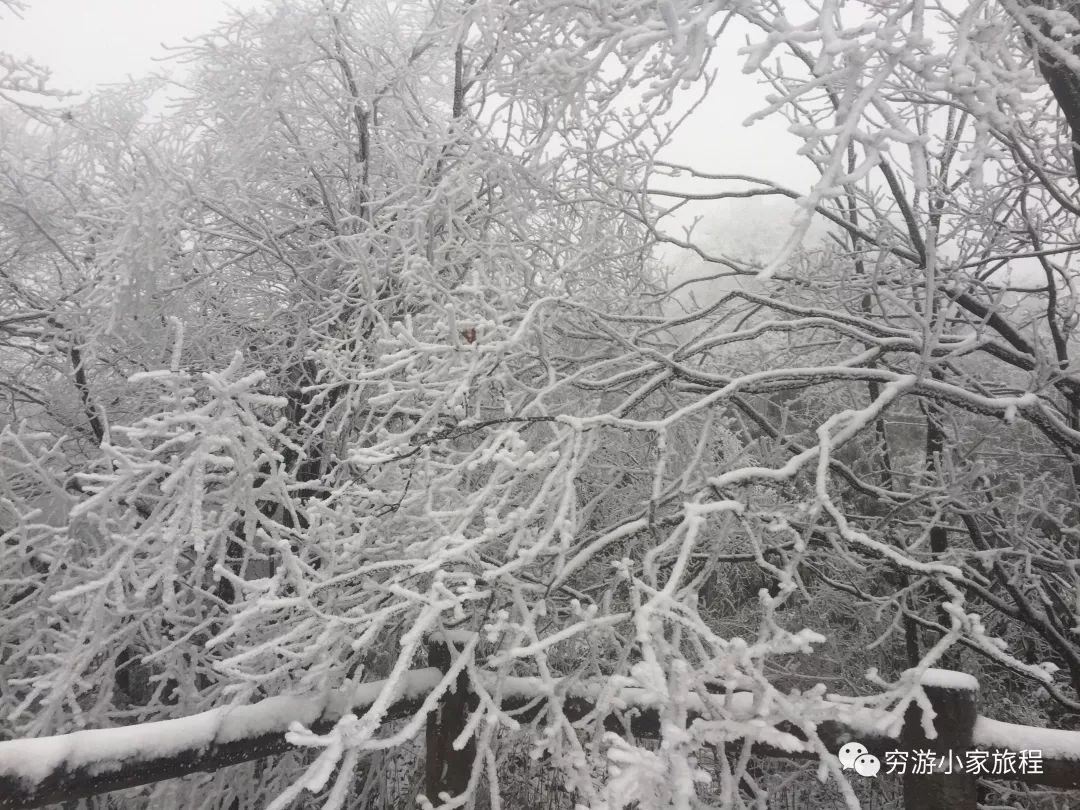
left=424, top=640, right=477, bottom=804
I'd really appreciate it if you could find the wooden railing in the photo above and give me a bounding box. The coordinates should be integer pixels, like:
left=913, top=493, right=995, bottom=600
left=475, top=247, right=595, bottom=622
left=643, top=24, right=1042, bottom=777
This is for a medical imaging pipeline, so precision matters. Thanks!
left=2, top=649, right=1078, bottom=809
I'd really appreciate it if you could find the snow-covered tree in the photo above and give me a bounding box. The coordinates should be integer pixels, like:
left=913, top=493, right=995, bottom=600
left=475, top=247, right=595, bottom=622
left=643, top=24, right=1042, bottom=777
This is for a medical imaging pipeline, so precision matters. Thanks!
left=5, top=1, right=1080, bottom=809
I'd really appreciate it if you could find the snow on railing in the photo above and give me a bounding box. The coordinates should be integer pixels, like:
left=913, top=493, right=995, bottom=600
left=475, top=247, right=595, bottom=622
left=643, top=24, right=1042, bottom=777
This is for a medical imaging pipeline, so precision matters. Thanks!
left=2, top=659, right=1079, bottom=810
left=0, top=669, right=443, bottom=810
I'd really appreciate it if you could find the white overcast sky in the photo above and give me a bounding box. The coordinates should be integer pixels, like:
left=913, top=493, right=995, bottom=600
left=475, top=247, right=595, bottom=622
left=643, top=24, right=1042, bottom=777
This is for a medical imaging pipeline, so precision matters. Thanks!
left=0, top=1, right=805, bottom=168
left=0, top=0, right=264, bottom=89
left=0, top=0, right=812, bottom=275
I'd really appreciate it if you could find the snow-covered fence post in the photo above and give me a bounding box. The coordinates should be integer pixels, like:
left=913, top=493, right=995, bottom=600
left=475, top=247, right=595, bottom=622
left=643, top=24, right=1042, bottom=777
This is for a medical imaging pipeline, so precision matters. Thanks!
left=424, top=638, right=476, bottom=804
left=900, top=671, right=978, bottom=810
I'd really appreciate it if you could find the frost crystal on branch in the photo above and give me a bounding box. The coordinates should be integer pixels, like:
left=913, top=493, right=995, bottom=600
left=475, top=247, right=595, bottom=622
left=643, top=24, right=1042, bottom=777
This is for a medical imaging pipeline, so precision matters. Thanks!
left=4, top=0, right=1080, bottom=808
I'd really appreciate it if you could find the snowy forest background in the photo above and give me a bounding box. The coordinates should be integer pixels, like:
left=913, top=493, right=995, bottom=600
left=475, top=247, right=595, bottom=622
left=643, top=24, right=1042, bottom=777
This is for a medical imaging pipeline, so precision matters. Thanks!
left=4, top=0, right=1080, bottom=807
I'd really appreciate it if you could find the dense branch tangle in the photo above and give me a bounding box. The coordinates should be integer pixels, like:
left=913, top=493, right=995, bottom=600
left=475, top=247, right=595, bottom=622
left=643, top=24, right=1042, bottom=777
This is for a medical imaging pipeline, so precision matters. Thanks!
left=650, top=0, right=1080, bottom=743
left=5, top=1, right=1080, bottom=809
